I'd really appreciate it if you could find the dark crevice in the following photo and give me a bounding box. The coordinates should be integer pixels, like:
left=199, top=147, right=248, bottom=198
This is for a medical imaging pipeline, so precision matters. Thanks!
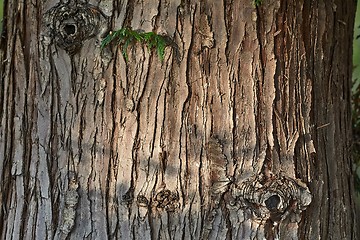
left=154, top=0, right=162, bottom=30
left=223, top=0, right=233, bottom=62
left=70, top=55, right=78, bottom=95
left=255, top=6, right=265, bottom=83
left=261, top=145, right=273, bottom=179
left=272, top=0, right=286, bottom=175
left=123, top=0, right=134, bottom=27
left=106, top=53, right=118, bottom=237
left=49, top=52, right=60, bottom=231
left=254, top=5, right=267, bottom=169
left=198, top=146, right=205, bottom=238
left=22, top=0, right=31, bottom=80
left=231, top=59, right=241, bottom=180
left=0, top=4, right=17, bottom=230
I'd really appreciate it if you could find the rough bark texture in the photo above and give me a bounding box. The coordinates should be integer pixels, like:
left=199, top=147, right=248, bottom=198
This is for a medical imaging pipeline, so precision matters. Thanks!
left=0, top=0, right=357, bottom=239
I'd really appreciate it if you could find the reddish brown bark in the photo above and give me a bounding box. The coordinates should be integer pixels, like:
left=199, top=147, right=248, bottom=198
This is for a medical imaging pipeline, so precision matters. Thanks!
left=0, top=0, right=357, bottom=239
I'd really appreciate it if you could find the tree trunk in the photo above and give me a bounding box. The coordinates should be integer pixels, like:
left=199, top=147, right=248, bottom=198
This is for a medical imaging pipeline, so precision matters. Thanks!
left=0, top=0, right=357, bottom=239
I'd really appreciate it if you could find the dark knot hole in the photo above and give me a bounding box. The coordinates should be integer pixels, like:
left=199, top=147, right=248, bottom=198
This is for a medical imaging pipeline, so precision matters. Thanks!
left=64, top=24, right=77, bottom=36
left=265, top=195, right=281, bottom=210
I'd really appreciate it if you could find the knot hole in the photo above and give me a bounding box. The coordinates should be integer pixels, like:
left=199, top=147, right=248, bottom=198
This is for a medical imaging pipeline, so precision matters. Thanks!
left=63, top=24, right=77, bottom=36
left=265, top=195, right=280, bottom=210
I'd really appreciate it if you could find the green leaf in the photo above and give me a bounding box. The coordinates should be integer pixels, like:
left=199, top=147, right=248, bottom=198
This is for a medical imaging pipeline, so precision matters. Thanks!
left=132, top=30, right=143, bottom=42
left=122, top=38, right=133, bottom=61
left=155, top=35, right=166, bottom=60
left=101, top=27, right=175, bottom=62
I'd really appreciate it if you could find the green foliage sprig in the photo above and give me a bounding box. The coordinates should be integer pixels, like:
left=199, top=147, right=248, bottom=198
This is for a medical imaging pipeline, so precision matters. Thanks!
left=254, top=0, right=262, bottom=6
left=101, top=27, right=171, bottom=61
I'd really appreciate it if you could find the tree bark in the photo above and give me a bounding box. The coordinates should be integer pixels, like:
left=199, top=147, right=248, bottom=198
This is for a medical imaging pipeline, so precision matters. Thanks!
left=0, top=0, right=357, bottom=239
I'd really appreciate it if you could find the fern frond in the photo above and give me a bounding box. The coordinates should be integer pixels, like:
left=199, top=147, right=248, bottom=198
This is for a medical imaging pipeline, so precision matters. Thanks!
left=101, top=27, right=176, bottom=62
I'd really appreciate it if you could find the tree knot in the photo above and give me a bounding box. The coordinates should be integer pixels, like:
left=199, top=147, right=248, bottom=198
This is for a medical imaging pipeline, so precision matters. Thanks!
left=44, top=0, right=108, bottom=55
left=153, top=189, right=179, bottom=212
left=231, top=173, right=312, bottom=223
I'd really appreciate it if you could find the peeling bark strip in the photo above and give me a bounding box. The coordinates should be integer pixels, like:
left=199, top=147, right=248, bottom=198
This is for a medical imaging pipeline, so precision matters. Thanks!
left=0, top=0, right=357, bottom=239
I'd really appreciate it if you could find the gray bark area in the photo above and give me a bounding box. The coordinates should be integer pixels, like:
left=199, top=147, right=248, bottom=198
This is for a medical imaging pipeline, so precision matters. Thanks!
left=0, top=0, right=357, bottom=239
